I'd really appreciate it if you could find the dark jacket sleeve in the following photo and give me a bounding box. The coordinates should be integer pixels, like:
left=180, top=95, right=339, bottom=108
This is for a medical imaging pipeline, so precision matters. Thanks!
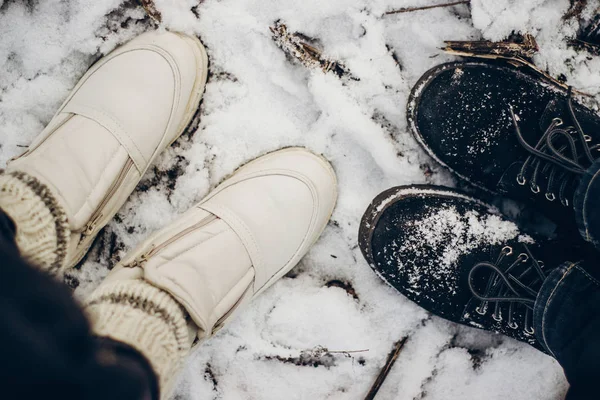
left=0, top=211, right=156, bottom=400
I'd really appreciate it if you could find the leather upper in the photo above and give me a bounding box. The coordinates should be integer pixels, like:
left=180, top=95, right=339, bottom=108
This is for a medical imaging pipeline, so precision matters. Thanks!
left=7, top=31, right=208, bottom=268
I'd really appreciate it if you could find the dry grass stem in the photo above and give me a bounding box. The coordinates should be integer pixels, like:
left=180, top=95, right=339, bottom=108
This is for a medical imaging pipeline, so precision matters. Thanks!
left=364, top=337, right=408, bottom=400
left=270, top=21, right=354, bottom=79
left=140, top=0, right=162, bottom=22
left=385, top=1, right=470, bottom=15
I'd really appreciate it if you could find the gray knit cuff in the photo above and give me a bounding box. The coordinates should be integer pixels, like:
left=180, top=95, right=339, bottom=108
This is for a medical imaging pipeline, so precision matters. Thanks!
left=86, top=280, right=191, bottom=396
left=0, top=171, right=69, bottom=273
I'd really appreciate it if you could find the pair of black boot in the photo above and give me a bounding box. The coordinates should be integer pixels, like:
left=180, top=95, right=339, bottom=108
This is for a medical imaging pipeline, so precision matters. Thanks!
left=358, top=60, right=600, bottom=387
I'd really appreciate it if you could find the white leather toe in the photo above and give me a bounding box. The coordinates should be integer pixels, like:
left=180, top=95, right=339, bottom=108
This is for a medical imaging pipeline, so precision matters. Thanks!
left=199, top=147, right=338, bottom=293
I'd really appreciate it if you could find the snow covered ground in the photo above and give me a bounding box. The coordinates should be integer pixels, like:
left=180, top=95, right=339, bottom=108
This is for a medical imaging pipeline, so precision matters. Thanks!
left=1, top=0, right=599, bottom=399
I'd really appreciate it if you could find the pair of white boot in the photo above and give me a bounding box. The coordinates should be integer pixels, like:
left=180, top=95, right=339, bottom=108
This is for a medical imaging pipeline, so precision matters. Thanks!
left=0, top=31, right=337, bottom=396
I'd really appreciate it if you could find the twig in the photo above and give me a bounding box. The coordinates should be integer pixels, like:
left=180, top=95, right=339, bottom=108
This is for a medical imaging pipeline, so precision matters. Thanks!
left=563, top=0, right=588, bottom=20
left=568, top=38, right=600, bottom=56
left=140, top=0, right=162, bottom=22
left=443, top=48, right=593, bottom=97
left=270, top=21, right=356, bottom=79
left=364, top=337, right=408, bottom=400
left=385, top=0, right=470, bottom=15
left=328, top=349, right=370, bottom=354
left=443, top=34, right=539, bottom=62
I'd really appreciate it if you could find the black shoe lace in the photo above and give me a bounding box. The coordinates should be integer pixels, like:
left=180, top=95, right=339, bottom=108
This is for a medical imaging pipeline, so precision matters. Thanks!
left=468, top=245, right=550, bottom=335
left=510, top=89, right=600, bottom=206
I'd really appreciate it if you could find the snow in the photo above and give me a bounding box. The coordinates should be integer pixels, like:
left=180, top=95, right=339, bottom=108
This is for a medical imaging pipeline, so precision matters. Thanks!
left=2, top=0, right=596, bottom=398
left=398, top=206, right=526, bottom=286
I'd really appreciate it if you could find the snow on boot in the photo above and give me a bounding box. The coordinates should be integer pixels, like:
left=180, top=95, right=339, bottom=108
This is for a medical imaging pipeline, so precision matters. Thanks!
left=407, top=61, right=600, bottom=237
left=358, top=185, right=584, bottom=352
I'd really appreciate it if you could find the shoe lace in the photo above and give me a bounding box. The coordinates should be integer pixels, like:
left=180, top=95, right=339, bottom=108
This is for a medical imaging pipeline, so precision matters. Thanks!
left=510, top=89, right=600, bottom=206
left=467, top=244, right=550, bottom=335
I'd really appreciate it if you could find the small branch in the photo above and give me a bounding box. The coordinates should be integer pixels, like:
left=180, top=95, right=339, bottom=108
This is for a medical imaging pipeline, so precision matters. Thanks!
left=364, top=337, right=408, bottom=400
left=140, top=0, right=162, bottom=22
left=568, top=38, right=600, bottom=56
left=443, top=33, right=539, bottom=61
left=563, top=0, right=588, bottom=20
left=328, top=349, right=370, bottom=354
left=385, top=1, right=470, bottom=15
left=270, top=21, right=356, bottom=80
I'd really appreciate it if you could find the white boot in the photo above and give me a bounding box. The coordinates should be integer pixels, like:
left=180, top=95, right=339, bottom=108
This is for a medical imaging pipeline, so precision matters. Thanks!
left=86, top=148, right=337, bottom=394
left=3, top=31, right=209, bottom=272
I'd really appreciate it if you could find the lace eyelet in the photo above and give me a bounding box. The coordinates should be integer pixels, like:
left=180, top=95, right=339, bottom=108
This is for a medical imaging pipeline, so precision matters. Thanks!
left=492, top=313, right=502, bottom=322
left=516, top=175, right=526, bottom=186
left=545, top=193, right=556, bottom=201
left=524, top=326, right=535, bottom=335
left=530, top=184, right=540, bottom=194
left=537, top=261, right=545, bottom=268
left=502, top=246, right=513, bottom=256
left=519, top=253, right=529, bottom=263
left=509, top=321, right=519, bottom=329
left=561, top=198, right=570, bottom=207
left=476, top=306, right=487, bottom=315
left=585, top=135, right=592, bottom=142
left=552, top=117, right=563, bottom=126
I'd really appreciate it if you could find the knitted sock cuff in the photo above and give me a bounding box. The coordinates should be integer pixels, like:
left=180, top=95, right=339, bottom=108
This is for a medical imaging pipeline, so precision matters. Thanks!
left=86, top=280, right=191, bottom=396
left=0, top=171, right=69, bottom=273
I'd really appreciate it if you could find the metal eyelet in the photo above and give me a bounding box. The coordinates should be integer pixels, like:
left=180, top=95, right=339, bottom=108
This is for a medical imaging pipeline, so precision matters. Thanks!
left=492, top=313, right=502, bottom=322
left=516, top=175, right=526, bottom=185
left=545, top=193, right=556, bottom=201
left=561, top=198, right=570, bottom=207
left=585, top=135, right=592, bottom=142
left=530, top=184, right=540, bottom=194
left=502, top=246, right=513, bottom=256
left=519, top=253, right=529, bottom=263
left=524, top=326, right=535, bottom=335
left=537, top=261, right=545, bottom=268
left=553, top=117, right=563, bottom=126
left=509, top=321, right=519, bottom=329
left=476, top=306, right=487, bottom=315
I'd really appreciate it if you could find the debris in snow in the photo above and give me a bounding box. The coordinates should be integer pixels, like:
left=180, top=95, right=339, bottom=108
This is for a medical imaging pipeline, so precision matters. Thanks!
left=385, top=1, right=471, bottom=16
left=364, top=337, right=408, bottom=400
left=140, top=0, right=161, bottom=22
left=563, top=0, right=590, bottom=21
left=443, top=33, right=539, bottom=62
left=263, top=345, right=368, bottom=369
left=270, top=21, right=355, bottom=79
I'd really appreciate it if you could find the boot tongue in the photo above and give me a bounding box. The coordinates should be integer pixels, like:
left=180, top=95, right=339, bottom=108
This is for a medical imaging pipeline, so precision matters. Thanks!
left=539, top=98, right=567, bottom=131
